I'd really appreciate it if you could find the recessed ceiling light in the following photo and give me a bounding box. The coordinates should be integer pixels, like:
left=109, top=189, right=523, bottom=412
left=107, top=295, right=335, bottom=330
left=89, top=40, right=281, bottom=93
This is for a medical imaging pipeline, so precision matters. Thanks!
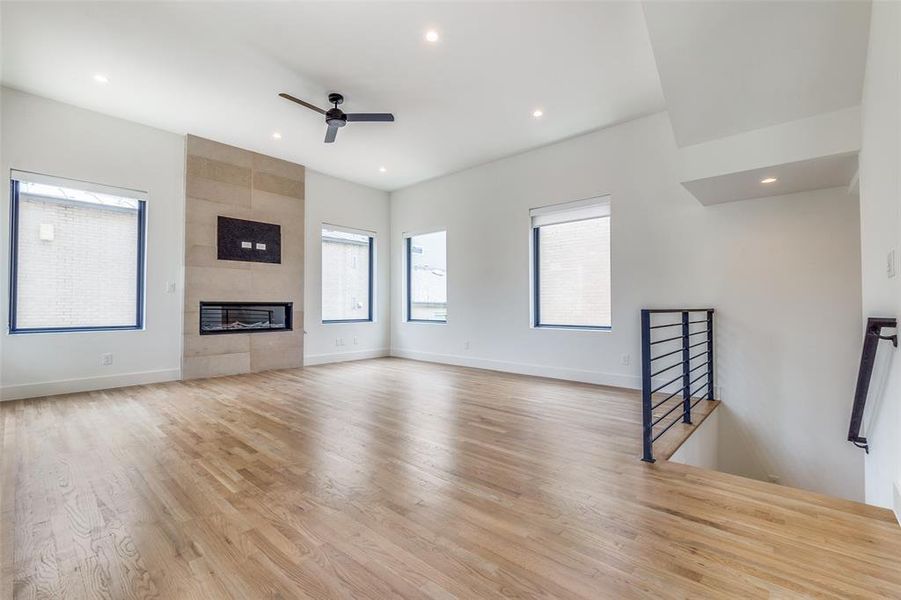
left=93, top=74, right=109, bottom=84
left=532, top=109, right=544, bottom=118
left=379, top=166, right=387, bottom=173
left=425, top=30, right=439, bottom=43
left=272, top=132, right=282, bottom=140
left=760, top=177, right=778, bottom=184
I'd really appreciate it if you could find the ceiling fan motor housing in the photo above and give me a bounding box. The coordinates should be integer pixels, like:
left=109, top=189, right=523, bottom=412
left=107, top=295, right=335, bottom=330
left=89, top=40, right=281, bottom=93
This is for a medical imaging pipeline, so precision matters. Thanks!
left=326, top=107, right=347, bottom=128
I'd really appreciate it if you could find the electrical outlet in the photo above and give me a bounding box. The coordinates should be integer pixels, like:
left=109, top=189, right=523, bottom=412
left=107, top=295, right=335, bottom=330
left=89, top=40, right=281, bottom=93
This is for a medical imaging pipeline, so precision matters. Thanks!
left=353, top=336, right=358, bottom=345
left=621, top=354, right=631, bottom=366
left=888, top=249, right=896, bottom=278
left=166, top=281, right=176, bottom=293
left=464, top=341, right=470, bottom=350
left=100, top=353, right=113, bottom=366
left=335, top=338, right=341, bottom=347
left=768, top=474, right=781, bottom=484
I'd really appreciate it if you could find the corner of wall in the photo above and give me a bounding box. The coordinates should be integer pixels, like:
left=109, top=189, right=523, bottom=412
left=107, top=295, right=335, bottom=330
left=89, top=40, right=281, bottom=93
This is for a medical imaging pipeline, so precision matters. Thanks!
left=894, top=480, right=901, bottom=526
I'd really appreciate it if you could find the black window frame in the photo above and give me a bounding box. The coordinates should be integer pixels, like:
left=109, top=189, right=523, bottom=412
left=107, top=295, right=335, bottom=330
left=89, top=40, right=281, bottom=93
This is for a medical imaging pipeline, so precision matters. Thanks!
left=532, top=218, right=612, bottom=331
left=406, top=232, right=447, bottom=323
left=321, top=227, right=374, bottom=324
left=8, top=177, right=147, bottom=334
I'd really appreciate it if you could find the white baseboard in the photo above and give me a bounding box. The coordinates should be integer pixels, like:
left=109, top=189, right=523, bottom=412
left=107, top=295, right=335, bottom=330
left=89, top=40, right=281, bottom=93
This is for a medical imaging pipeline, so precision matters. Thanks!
left=894, top=481, right=901, bottom=526
left=304, top=348, right=390, bottom=366
left=389, top=348, right=642, bottom=389
left=1, top=368, right=181, bottom=402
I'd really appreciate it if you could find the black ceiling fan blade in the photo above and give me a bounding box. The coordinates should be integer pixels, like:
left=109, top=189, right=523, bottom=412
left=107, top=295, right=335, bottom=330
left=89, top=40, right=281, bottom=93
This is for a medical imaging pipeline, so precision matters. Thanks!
left=346, top=113, right=395, bottom=122
left=324, top=125, right=339, bottom=143
left=279, top=92, right=326, bottom=115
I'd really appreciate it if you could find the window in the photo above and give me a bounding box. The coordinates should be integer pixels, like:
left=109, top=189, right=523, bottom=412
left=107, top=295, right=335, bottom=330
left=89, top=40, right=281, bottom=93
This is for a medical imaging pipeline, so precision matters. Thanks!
left=321, top=225, right=373, bottom=322
left=406, top=230, right=447, bottom=322
left=532, top=197, right=611, bottom=329
left=9, top=172, right=146, bottom=333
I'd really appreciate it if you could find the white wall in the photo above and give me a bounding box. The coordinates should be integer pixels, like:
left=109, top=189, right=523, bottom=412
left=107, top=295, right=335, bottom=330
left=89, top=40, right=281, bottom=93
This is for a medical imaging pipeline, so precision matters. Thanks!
left=0, top=87, right=185, bottom=400
left=390, top=111, right=864, bottom=501
left=304, top=170, right=390, bottom=364
left=859, top=0, right=901, bottom=514
left=670, top=408, right=719, bottom=470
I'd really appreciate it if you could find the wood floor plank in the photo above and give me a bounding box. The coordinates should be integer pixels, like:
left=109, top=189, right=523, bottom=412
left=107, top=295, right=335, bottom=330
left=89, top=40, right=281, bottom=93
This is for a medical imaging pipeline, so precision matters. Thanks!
left=2, top=358, right=899, bottom=599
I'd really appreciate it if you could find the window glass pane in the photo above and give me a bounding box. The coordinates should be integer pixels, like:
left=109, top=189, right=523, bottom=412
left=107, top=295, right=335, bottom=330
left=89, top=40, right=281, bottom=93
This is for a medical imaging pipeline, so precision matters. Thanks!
left=537, top=217, right=610, bottom=327
left=15, top=186, right=141, bottom=330
left=409, top=230, right=447, bottom=321
left=321, top=227, right=372, bottom=321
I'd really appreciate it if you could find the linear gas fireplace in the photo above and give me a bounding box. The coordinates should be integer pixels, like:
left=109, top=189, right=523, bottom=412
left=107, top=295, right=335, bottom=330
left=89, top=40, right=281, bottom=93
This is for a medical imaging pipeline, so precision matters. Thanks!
left=199, top=302, right=293, bottom=335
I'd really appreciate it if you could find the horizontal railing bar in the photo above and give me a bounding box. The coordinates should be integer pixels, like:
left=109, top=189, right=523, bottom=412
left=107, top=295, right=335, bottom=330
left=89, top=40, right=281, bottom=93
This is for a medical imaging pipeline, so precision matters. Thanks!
left=650, top=373, right=684, bottom=395
left=688, top=361, right=709, bottom=374
left=688, top=319, right=708, bottom=324
left=651, top=399, right=685, bottom=427
left=650, top=347, right=683, bottom=362
left=652, top=388, right=682, bottom=410
left=650, top=360, right=685, bottom=378
left=649, top=322, right=682, bottom=330
left=688, top=340, right=707, bottom=350
left=651, top=374, right=682, bottom=395
left=690, top=350, right=708, bottom=361
left=689, top=371, right=707, bottom=387
left=689, top=394, right=709, bottom=410
left=689, top=384, right=708, bottom=399
left=688, top=329, right=709, bottom=337
left=650, top=334, right=684, bottom=346
left=652, top=413, right=686, bottom=442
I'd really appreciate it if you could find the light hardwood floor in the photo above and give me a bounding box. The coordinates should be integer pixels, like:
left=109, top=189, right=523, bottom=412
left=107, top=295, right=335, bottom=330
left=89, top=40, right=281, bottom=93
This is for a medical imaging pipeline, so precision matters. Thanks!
left=2, top=358, right=899, bottom=599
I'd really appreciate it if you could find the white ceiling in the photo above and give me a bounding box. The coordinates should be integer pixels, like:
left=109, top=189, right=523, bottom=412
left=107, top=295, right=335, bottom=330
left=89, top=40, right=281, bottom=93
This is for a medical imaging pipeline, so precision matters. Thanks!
left=643, top=0, right=871, bottom=147
left=0, top=1, right=666, bottom=191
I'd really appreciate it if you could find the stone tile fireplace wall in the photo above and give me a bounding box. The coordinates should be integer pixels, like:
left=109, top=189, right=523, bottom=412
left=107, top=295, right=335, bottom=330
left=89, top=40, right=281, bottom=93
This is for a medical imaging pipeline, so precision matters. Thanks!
left=183, top=135, right=304, bottom=379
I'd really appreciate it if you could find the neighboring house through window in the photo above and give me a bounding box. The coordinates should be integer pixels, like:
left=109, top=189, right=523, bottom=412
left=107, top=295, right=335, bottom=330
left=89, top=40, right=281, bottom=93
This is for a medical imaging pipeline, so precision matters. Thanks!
left=532, top=196, right=611, bottom=329
left=9, top=171, right=146, bottom=333
left=321, top=225, right=374, bottom=322
left=406, top=230, right=447, bottom=322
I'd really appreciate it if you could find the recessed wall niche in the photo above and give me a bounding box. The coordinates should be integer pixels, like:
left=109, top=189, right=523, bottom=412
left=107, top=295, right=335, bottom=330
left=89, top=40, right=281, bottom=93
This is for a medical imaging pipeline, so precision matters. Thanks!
left=217, top=216, right=281, bottom=264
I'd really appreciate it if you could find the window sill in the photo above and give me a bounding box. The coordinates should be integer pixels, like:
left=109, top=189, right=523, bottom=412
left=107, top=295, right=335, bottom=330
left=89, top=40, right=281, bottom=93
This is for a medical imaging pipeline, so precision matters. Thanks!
left=9, top=325, right=144, bottom=335
left=407, top=319, right=447, bottom=324
left=322, top=319, right=374, bottom=324
left=533, top=325, right=612, bottom=332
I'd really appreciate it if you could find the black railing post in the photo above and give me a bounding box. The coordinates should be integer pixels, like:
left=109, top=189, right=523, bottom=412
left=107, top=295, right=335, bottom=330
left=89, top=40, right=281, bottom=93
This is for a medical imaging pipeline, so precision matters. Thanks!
left=640, top=309, right=654, bottom=463
left=681, top=311, right=691, bottom=423
left=706, top=310, right=715, bottom=401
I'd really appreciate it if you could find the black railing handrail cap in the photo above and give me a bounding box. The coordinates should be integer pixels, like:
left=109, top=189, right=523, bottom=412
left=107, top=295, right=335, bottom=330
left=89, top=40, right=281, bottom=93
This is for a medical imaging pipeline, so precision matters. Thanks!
left=641, top=308, right=715, bottom=314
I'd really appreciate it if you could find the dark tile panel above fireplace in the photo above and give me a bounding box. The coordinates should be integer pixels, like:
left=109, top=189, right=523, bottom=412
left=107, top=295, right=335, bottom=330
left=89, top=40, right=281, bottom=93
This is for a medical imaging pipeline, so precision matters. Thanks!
left=200, top=302, right=293, bottom=335
left=217, top=216, right=281, bottom=263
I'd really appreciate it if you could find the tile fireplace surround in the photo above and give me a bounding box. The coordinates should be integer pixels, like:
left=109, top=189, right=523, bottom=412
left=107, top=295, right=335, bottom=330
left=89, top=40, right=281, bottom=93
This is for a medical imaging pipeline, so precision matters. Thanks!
left=182, top=135, right=304, bottom=379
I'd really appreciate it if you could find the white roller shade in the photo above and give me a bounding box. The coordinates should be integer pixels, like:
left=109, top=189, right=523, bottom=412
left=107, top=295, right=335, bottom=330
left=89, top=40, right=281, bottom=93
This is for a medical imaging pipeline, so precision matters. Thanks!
left=11, top=170, right=148, bottom=202
left=531, top=195, right=610, bottom=227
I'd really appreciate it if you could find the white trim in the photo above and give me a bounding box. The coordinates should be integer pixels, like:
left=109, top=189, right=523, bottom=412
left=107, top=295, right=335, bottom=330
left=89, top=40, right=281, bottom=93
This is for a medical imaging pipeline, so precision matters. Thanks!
left=893, top=481, right=901, bottom=527
left=0, top=368, right=180, bottom=402
left=304, top=348, right=389, bottom=366
left=389, top=348, right=641, bottom=389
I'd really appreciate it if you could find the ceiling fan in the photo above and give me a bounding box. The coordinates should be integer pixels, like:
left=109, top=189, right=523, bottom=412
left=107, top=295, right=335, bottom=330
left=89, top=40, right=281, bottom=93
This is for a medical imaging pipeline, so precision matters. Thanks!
left=279, top=92, right=395, bottom=143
